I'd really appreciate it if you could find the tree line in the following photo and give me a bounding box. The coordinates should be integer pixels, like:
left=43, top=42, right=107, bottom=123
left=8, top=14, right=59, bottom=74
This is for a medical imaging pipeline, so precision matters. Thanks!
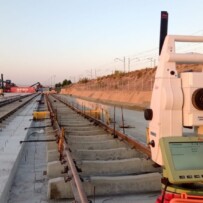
left=55, top=79, right=72, bottom=88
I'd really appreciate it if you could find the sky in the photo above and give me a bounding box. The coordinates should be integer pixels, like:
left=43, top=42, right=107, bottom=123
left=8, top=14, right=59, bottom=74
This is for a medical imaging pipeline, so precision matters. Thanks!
left=1, top=0, right=203, bottom=86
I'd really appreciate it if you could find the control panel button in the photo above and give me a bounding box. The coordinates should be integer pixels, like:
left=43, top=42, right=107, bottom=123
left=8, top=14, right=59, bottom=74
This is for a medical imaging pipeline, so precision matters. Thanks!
left=179, top=176, right=185, bottom=179
left=194, top=175, right=200, bottom=178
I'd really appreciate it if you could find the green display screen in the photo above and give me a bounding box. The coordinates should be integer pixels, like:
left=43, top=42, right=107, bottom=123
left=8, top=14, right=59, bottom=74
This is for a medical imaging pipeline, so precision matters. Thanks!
left=160, top=137, right=203, bottom=184
left=169, top=142, right=203, bottom=170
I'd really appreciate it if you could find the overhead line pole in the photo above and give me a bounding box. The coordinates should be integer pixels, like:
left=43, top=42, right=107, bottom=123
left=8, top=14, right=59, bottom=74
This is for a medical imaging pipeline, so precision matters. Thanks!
left=114, top=57, right=126, bottom=72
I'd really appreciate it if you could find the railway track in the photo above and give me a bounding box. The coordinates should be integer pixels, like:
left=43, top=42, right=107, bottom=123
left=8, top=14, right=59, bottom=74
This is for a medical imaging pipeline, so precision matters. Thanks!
left=46, top=94, right=162, bottom=202
left=0, top=93, right=39, bottom=123
left=0, top=94, right=27, bottom=107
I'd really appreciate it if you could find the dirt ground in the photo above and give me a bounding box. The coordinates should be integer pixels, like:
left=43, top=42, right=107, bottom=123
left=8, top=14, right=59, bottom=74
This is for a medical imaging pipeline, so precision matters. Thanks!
left=60, top=64, right=203, bottom=108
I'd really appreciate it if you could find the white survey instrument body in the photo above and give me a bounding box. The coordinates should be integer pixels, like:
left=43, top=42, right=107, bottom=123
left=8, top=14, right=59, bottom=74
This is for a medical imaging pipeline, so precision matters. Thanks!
left=148, top=35, right=203, bottom=166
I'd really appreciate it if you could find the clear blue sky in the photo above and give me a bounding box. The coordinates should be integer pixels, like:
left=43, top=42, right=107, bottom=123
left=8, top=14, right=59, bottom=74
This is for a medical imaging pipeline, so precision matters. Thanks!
left=0, top=0, right=203, bottom=86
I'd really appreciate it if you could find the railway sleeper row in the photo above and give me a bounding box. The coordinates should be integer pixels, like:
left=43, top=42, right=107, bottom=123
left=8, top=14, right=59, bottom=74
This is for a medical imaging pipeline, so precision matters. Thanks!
left=46, top=95, right=162, bottom=200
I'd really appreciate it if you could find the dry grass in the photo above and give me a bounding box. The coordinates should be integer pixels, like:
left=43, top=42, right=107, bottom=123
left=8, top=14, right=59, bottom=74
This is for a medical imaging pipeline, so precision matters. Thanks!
left=61, top=64, right=203, bottom=108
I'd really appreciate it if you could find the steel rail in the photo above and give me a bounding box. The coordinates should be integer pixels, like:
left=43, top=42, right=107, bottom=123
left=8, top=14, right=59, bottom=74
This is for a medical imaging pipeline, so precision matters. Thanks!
left=45, top=94, right=89, bottom=203
left=52, top=94, right=151, bottom=157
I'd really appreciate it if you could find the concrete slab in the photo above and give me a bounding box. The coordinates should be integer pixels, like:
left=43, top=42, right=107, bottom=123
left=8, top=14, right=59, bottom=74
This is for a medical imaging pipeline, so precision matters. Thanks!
left=47, top=161, right=66, bottom=178
left=45, top=120, right=52, bottom=126
left=0, top=96, right=40, bottom=203
left=47, top=141, right=58, bottom=151
left=47, top=149, right=59, bottom=162
left=48, top=173, right=161, bottom=199
left=8, top=112, right=49, bottom=203
left=48, top=177, right=73, bottom=199
left=67, top=126, right=101, bottom=131
left=45, top=128, right=57, bottom=137
left=67, top=134, right=113, bottom=142
left=69, top=139, right=124, bottom=150
left=67, top=129, right=106, bottom=136
left=74, top=148, right=142, bottom=161
left=86, top=173, right=161, bottom=196
left=64, top=123, right=93, bottom=128
left=91, top=193, right=160, bottom=203
left=79, top=158, right=160, bottom=176
left=61, top=121, right=91, bottom=126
